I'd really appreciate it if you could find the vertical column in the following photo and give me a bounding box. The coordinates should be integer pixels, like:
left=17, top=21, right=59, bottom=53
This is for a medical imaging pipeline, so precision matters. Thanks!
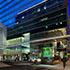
left=0, top=23, right=7, bottom=49
left=67, top=0, right=70, bottom=35
left=0, top=23, right=7, bottom=58
left=66, top=0, right=70, bottom=49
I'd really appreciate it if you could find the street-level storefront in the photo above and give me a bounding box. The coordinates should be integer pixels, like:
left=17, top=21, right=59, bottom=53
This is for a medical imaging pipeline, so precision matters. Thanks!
left=30, top=28, right=68, bottom=64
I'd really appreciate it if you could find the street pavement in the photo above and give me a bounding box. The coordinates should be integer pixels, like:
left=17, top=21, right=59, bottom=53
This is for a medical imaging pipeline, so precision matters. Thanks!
left=55, top=60, right=70, bottom=70
left=32, top=60, right=70, bottom=70
left=51, top=61, right=70, bottom=70
left=0, top=62, right=11, bottom=68
left=0, top=60, right=69, bottom=70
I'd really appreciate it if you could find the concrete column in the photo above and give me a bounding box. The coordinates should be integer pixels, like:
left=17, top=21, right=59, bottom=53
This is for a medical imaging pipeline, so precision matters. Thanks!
left=0, top=23, right=7, bottom=55
left=67, top=0, right=70, bottom=35
left=66, top=0, right=70, bottom=50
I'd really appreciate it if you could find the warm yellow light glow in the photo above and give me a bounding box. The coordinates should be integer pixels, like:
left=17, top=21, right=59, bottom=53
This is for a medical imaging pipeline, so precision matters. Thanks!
left=37, top=59, right=41, bottom=62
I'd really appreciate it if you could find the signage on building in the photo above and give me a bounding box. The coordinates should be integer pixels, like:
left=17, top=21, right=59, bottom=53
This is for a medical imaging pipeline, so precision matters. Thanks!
left=43, top=47, right=53, bottom=58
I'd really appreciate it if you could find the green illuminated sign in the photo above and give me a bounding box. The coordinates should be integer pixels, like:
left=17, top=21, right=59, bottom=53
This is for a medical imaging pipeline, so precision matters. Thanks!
left=43, top=47, right=53, bottom=58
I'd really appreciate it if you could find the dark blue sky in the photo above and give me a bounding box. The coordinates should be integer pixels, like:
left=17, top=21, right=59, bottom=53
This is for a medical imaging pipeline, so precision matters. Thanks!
left=0, top=0, right=44, bottom=27
left=68, top=0, right=70, bottom=17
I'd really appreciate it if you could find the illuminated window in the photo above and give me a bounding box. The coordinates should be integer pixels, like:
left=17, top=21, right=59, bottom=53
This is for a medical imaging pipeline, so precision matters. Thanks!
left=41, top=17, right=48, bottom=21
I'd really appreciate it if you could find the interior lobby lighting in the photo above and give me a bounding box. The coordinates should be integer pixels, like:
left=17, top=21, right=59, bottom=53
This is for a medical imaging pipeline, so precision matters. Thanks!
left=44, top=6, right=47, bottom=9
left=56, top=23, right=58, bottom=25
left=60, top=22, right=62, bottom=24
left=41, top=17, right=48, bottom=21
left=16, top=22, right=19, bottom=24
left=45, top=26, right=48, bottom=28
left=60, top=13, right=64, bottom=15
left=37, top=8, right=40, bottom=12
left=22, top=16, right=24, bottom=19
left=31, top=35, right=70, bottom=43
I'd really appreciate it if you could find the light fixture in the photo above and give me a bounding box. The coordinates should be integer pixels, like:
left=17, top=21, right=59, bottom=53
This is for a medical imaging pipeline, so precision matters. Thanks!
left=60, top=13, right=63, bottom=15
left=44, top=6, right=47, bottom=9
left=41, top=17, right=48, bottom=21
left=22, top=16, right=24, bottom=19
left=46, top=26, right=48, bottom=28
left=60, top=22, right=62, bottom=24
left=16, top=22, right=19, bottom=24
left=37, top=8, right=40, bottom=12
left=56, top=23, right=58, bottom=25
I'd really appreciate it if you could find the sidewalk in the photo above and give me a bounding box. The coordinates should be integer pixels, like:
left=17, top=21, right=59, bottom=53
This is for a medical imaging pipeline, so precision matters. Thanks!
left=55, top=60, right=70, bottom=70
left=0, top=62, right=11, bottom=68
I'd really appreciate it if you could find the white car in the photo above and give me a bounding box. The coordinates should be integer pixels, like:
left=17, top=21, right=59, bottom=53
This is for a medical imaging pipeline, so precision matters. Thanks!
left=30, top=56, right=41, bottom=63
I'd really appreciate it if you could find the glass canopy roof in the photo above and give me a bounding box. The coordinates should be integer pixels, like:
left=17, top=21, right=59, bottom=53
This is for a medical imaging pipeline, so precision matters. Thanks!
left=0, top=0, right=44, bottom=27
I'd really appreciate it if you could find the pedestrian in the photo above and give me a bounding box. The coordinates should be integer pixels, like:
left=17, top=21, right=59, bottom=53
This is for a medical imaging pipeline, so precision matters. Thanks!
left=15, top=54, right=19, bottom=62
left=62, top=48, right=67, bottom=69
left=63, top=56, right=67, bottom=69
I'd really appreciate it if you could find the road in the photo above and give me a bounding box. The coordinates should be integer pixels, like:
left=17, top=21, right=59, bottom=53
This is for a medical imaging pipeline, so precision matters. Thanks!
left=0, top=60, right=69, bottom=70
left=32, top=60, right=70, bottom=70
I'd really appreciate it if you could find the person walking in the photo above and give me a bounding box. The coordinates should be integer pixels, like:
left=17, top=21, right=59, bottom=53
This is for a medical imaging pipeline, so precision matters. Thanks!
left=62, top=48, right=67, bottom=69
left=63, top=56, right=67, bottom=69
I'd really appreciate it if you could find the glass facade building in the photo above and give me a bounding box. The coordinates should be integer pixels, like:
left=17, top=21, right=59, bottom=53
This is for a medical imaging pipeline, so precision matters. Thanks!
left=0, top=0, right=69, bottom=65
left=8, top=0, right=66, bottom=39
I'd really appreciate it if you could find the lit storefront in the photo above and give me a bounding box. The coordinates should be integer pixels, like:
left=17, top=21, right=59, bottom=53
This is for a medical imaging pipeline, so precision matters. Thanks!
left=30, top=28, right=67, bottom=63
left=3, top=33, right=30, bottom=61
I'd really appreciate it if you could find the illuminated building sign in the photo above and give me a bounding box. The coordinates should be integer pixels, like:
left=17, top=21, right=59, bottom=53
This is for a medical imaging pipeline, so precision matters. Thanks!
left=43, top=47, right=53, bottom=58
